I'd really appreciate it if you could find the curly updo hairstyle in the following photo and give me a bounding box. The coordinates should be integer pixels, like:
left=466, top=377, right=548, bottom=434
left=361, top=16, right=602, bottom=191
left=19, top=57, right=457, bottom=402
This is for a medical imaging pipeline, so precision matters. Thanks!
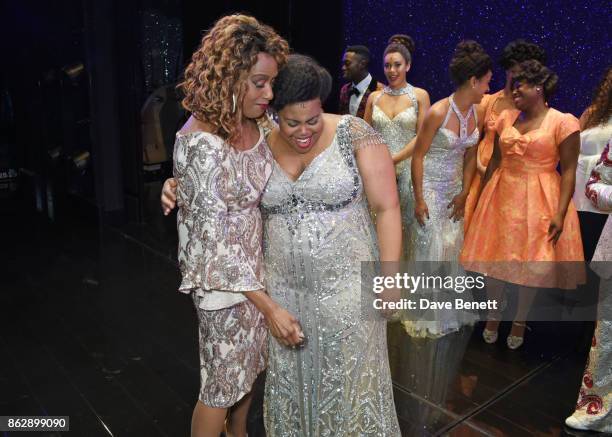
left=384, top=41, right=412, bottom=65
left=287, top=54, right=333, bottom=104
left=179, top=14, right=289, bottom=142
left=583, top=66, right=612, bottom=130
left=499, top=39, right=546, bottom=70
left=449, top=40, right=492, bottom=87
left=512, top=59, right=559, bottom=102
left=271, top=54, right=330, bottom=111
left=387, top=34, right=415, bottom=57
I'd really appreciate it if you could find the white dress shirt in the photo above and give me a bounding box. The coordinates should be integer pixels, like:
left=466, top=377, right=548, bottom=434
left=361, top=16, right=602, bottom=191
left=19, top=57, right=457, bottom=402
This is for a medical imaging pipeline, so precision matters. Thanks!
left=349, top=73, right=372, bottom=116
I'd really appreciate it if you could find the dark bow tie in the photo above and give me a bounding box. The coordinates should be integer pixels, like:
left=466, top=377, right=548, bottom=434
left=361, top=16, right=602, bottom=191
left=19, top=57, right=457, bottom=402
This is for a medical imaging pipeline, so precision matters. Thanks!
left=349, top=85, right=361, bottom=97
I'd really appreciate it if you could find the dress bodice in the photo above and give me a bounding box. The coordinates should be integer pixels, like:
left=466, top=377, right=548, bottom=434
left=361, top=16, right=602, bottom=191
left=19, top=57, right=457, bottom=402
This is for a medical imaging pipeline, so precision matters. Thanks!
left=371, top=84, right=418, bottom=157
left=173, top=127, right=272, bottom=310
left=424, top=95, right=479, bottom=187
left=261, top=117, right=367, bottom=225
left=497, top=108, right=578, bottom=174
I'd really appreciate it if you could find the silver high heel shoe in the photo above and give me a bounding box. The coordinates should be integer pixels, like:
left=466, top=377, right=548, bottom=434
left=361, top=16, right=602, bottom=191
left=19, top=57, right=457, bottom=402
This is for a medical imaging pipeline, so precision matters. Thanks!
left=507, top=322, right=530, bottom=350
left=482, top=327, right=498, bottom=344
left=482, top=313, right=502, bottom=344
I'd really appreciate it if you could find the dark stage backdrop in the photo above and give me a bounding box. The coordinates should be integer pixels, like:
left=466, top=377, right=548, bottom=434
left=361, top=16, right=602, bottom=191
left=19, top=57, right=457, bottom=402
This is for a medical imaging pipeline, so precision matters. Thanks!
left=182, top=0, right=344, bottom=112
left=344, top=0, right=612, bottom=116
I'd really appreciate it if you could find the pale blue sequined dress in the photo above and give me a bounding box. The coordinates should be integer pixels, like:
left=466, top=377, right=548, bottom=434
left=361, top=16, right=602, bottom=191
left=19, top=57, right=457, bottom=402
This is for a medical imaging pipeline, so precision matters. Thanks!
left=261, top=115, right=400, bottom=437
left=404, top=95, right=479, bottom=338
left=371, top=85, right=418, bottom=260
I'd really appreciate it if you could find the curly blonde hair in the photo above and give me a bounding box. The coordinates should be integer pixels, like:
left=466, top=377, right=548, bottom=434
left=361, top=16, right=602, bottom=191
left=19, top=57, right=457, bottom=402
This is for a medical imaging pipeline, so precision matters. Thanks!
left=179, top=14, right=289, bottom=142
left=583, top=66, right=612, bottom=130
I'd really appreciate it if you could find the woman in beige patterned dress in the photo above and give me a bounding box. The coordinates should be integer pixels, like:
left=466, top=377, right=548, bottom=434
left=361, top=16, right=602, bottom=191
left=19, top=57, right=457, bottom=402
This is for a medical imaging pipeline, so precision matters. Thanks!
left=161, top=15, right=302, bottom=437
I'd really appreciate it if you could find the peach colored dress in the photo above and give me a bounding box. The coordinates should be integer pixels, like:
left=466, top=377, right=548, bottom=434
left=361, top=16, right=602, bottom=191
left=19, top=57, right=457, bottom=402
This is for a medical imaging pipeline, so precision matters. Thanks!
left=460, top=108, right=584, bottom=288
left=464, top=91, right=504, bottom=231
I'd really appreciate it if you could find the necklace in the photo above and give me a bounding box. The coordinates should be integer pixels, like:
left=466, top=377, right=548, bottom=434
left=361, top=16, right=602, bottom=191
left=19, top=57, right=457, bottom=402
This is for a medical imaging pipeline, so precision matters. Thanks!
left=383, top=83, right=412, bottom=96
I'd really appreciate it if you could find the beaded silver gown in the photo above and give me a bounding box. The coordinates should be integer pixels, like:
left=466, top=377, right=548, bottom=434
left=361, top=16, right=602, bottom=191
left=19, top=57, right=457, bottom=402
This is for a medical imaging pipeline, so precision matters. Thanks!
left=371, top=84, right=418, bottom=261
left=404, top=95, right=479, bottom=337
left=261, top=115, right=401, bottom=437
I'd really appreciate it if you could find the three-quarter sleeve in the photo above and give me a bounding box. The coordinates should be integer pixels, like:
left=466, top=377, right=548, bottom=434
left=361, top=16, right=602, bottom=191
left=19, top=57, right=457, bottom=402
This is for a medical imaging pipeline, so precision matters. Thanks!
left=586, top=141, right=612, bottom=212
left=173, top=132, right=266, bottom=296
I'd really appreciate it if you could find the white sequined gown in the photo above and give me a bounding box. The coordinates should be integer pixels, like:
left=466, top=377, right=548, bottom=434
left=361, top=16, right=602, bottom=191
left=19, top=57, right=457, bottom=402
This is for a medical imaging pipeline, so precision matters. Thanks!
left=404, top=96, right=479, bottom=337
left=261, top=116, right=400, bottom=436
left=371, top=85, right=418, bottom=260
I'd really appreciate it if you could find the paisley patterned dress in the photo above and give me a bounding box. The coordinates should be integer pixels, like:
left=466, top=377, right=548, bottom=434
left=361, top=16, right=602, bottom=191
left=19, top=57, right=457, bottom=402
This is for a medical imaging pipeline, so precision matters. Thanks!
left=173, top=127, right=271, bottom=407
left=460, top=108, right=584, bottom=288
left=261, top=115, right=400, bottom=436
left=464, top=90, right=505, bottom=231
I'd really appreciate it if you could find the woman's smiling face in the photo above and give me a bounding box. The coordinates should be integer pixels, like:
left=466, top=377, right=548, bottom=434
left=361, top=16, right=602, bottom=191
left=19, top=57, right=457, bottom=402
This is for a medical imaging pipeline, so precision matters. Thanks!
left=277, top=98, right=324, bottom=154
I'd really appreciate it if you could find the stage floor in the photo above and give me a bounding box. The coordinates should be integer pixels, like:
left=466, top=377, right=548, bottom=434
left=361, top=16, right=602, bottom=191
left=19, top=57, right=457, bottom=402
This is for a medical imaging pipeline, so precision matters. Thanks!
left=0, top=194, right=601, bottom=436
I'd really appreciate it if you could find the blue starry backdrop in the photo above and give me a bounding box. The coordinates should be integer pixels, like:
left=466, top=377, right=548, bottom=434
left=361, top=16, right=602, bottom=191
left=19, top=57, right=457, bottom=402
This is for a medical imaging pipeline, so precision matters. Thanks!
left=343, top=0, right=611, bottom=115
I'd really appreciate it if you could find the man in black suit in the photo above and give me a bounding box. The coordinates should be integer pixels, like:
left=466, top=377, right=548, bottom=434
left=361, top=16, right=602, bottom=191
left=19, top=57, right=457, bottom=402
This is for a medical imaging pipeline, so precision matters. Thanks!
left=338, top=45, right=382, bottom=119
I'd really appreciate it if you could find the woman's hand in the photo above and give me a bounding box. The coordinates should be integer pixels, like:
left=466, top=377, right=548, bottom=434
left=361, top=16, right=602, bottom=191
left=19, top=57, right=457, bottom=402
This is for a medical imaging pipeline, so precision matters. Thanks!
left=548, top=213, right=564, bottom=245
left=414, top=199, right=429, bottom=227
left=263, top=304, right=304, bottom=347
left=161, top=178, right=178, bottom=215
left=448, top=192, right=468, bottom=222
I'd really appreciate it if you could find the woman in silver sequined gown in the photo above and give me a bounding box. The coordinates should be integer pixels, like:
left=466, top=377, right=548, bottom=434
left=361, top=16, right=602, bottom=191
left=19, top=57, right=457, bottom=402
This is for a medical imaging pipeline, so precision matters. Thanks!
left=261, top=56, right=402, bottom=436
left=408, top=41, right=492, bottom=337
left=364, top=41, right=430, bottom=261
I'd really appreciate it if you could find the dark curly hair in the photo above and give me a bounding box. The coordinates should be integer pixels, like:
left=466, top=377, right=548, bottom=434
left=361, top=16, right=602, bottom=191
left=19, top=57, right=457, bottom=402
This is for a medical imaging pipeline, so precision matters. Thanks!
left=583, top=66, right=612, bottom=130
left=179, top=14, right=289, bottom=142
left=449, top=40, right=492, bottom=86
left=384, top=42, right=412, bottom=65
left=387, top=34, right=415, bottom=57
left=499, top=39, right=546, bottom=70
left=288, top=54, right=333, bottom=104
left=271, top=55, right=325, bottom=111
left=512, top=59, right=559, bottom=101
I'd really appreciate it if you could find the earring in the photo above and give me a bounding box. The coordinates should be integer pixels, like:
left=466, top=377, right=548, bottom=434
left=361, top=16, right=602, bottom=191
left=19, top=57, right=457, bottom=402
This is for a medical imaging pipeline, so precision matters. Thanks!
left=536, top=87, right=542, bottom=93
left=232, top=93, right=237, bottom=113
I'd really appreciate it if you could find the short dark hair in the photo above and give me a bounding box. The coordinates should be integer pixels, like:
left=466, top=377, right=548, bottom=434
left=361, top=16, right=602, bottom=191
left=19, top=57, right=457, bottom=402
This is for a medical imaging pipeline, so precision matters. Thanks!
left=387, top=34, right=415, bottom=57
left=512, top=59, right=559, bottom=101
left=272, top=54, right=331, bottom=111
left=345, top=45, right=371, bottom=64
left=449, top=40, right=492, bottom=86
left=499, top=39, right=546, bottom=70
